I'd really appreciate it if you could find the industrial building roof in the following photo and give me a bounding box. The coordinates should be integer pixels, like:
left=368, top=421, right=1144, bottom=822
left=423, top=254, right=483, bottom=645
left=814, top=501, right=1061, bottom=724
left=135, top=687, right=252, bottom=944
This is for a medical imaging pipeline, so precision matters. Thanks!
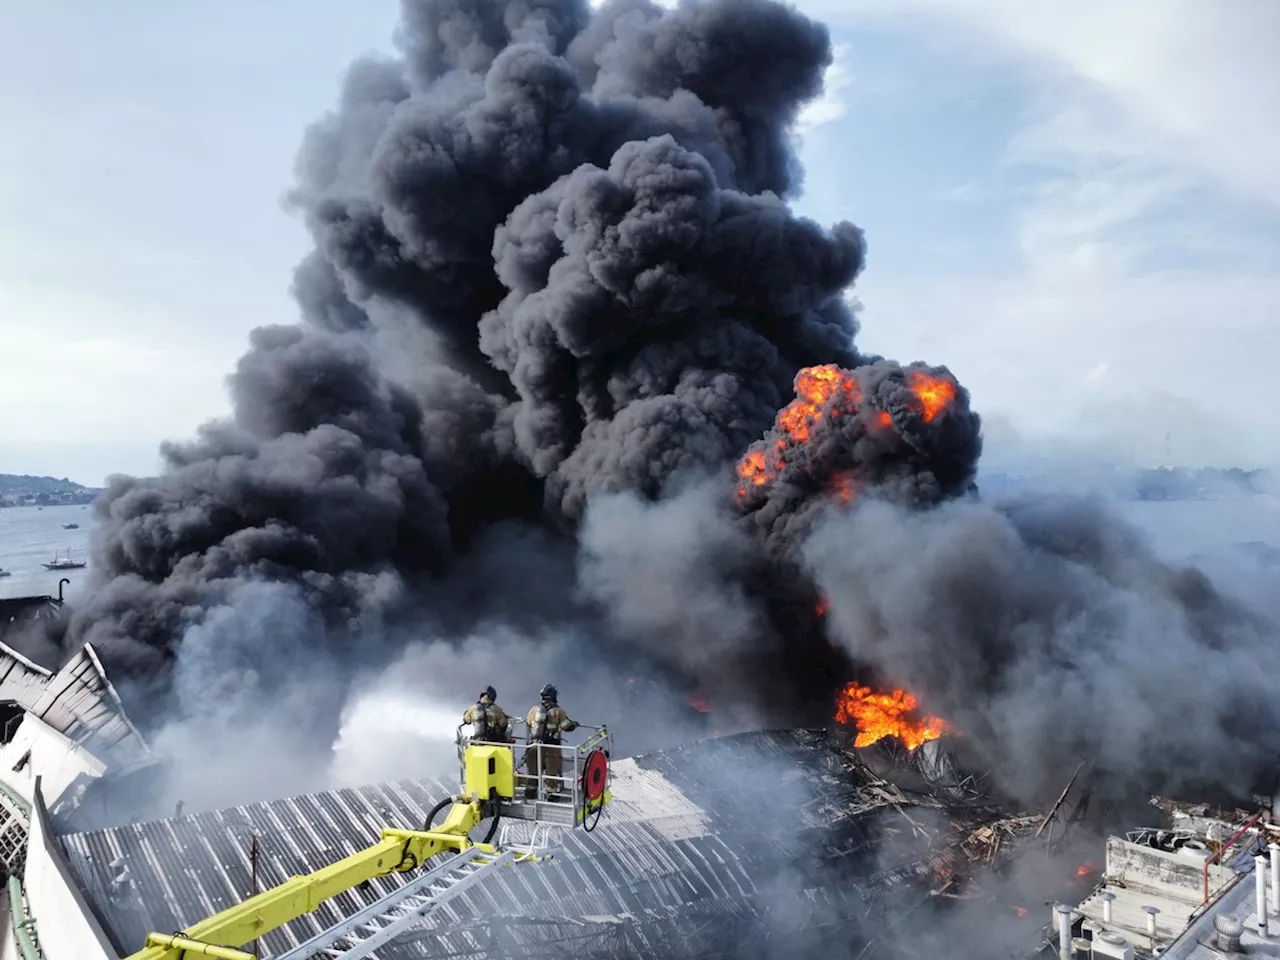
left=1032, top=806, right=1273, bottom=960
left=1160, top=858, right=1271, bottom=959
left=0, top=642, right=149, bottom=766
left=57, top=729, right=975, bottom=959
left=0, top=640, right=56, bottom=707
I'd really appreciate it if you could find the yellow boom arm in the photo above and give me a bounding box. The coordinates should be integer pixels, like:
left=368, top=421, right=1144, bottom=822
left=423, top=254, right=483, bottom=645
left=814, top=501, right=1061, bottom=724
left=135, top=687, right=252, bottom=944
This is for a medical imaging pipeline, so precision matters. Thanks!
left=126, top=748, right=512, bottom=960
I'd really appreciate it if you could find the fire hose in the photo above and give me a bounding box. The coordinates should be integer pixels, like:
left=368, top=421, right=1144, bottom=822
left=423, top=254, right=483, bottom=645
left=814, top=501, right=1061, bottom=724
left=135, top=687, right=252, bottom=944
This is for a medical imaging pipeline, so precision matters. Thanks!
left=425, top=795, right=501, bottom=846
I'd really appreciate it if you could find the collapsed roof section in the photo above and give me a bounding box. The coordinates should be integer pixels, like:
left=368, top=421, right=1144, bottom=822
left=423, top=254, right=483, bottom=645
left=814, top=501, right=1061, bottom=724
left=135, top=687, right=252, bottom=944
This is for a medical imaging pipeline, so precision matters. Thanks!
left=0, top=640, right=151, bottom=768
left=58, top=729, right=1043, bottom=960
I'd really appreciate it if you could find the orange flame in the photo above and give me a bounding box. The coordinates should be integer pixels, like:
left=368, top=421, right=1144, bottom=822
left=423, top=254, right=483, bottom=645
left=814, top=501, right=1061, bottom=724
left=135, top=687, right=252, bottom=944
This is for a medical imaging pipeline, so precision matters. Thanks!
left=775, top=365, right=860, bottom=444
left=734, top=364, right=861, bottom=497
left=829, top=473, right=857, bottom=503
left=688, top=697, right=713, bottom=714
left=815, top=598, right=830, bottom=617
left=737, top=366, right=957, bottom=504
left=907, top=370, right=955, bottom=423
left=1075, top=861, right=1096, bottom=879
left=1013, top=905, right=1029, bottom=918
left=735, top=364, right=957, bottom=502
left=834, top=682, right=949, bottom=751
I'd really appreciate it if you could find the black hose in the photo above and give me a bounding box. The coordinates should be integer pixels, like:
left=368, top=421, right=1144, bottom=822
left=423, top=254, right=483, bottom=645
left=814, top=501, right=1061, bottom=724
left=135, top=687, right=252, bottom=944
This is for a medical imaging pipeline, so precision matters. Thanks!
left=423, top=798, right=453, bottom=832
left=394, top=837, right=418, bottom=873
left=580, top=772, right=604, bottom=834
left=425, top=796, right=500, bottom=845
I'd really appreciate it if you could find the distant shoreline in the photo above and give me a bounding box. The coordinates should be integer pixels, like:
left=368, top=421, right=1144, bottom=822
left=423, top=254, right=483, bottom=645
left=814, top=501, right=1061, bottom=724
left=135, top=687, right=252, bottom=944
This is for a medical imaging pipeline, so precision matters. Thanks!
left=0, top=498, right=97, bottom=509
left=0, top=473, right=102, bottom=509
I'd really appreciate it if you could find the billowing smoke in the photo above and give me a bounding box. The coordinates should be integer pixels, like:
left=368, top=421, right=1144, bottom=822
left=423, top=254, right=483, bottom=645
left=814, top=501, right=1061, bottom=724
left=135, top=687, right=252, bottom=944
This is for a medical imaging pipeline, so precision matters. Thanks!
left=480, top=133, right=863, bottom=516
left=805, top=495, right=1280, bottom=814
left=67, top=0, right=860, bottom=685
left=41, top=0, right=1280, bottom=834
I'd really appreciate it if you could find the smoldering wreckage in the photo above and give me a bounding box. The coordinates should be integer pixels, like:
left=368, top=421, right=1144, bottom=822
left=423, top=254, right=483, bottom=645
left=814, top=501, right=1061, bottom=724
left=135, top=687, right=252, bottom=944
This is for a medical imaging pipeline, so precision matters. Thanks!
left=3, top=0, right=1280, bottom=957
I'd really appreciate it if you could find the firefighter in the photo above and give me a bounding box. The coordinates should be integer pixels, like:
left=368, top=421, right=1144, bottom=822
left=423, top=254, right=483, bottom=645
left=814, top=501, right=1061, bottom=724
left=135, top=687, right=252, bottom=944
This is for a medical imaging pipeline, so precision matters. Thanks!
left=462, top=686, right=510, bottom=743
left=524, top=684, right=578, bottom=799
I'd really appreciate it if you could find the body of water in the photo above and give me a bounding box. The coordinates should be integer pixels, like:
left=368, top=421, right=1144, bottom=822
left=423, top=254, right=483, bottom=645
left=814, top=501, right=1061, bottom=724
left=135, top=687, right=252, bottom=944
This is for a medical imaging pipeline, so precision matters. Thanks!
left=0, top=504, right=93, bottom=602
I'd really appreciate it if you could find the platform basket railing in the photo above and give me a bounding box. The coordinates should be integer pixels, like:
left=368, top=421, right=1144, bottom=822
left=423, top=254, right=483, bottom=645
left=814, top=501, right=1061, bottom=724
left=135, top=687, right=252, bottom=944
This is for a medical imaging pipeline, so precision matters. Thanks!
left=454, top=722, right=612, bottom=820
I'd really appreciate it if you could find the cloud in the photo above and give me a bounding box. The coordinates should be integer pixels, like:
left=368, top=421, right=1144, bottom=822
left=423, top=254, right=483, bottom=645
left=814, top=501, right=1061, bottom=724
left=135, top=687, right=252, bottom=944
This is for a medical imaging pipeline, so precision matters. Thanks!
left=793, top=0, right=1280, bottom=466
left=3, top=0, right=1276, bottom=482
left=796, top=43, right=853, bottom=135
left=820, top=0, right=1280, bottom=203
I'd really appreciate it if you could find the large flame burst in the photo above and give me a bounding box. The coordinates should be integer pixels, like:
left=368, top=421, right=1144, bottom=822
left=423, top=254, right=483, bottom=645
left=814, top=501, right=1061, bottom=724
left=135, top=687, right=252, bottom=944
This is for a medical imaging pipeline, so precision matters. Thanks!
left=834, top=682, right=950, bottom=751
left=734, top=364, right=957, bottom=501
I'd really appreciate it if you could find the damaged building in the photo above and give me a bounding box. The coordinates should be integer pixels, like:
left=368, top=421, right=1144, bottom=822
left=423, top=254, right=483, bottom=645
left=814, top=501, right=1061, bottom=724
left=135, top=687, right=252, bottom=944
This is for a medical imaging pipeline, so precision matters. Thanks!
left=0, top=635, right=1271, bottom=960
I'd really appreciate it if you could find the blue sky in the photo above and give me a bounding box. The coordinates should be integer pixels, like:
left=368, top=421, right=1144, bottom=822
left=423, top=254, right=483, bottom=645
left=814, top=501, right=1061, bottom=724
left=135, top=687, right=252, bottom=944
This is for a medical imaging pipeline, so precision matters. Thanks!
left=1, top=0, right=1277, bottom=484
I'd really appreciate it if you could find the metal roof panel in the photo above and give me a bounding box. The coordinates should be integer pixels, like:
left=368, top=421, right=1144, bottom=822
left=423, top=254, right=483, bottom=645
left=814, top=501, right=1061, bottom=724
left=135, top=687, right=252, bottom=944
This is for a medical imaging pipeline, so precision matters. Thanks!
left=59, top=730, right=960, bottom=958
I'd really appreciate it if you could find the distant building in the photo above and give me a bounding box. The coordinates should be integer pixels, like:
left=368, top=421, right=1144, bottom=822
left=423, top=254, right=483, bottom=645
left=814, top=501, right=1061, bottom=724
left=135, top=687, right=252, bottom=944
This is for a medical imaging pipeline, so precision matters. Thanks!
left=0, top=474, right=101, bottom=508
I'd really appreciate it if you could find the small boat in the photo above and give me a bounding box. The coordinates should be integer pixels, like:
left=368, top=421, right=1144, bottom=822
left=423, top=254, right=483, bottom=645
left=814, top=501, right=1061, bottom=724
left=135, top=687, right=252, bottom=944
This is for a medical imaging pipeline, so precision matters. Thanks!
left=63, top=522, right=79, bottom=529
left=41, top=550, right=86, bottom=571
left=0, top=569, right=10, bottom=578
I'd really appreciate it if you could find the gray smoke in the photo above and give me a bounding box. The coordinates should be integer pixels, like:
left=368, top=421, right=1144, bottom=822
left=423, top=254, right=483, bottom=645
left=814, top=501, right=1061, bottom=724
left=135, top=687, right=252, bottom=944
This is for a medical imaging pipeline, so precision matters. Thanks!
left=43, top=0, right=1278, bottom=836
left=805, top=494, right=1280, bottom=811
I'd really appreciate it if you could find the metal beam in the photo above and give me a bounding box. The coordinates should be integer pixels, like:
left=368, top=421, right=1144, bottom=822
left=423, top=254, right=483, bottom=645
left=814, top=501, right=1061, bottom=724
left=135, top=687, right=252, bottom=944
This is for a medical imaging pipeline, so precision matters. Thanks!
left=124, top=818, right=486, bottom=960
left=273, top=849, right=515, bottom=960
left=8, top=875, right=43, bottom=960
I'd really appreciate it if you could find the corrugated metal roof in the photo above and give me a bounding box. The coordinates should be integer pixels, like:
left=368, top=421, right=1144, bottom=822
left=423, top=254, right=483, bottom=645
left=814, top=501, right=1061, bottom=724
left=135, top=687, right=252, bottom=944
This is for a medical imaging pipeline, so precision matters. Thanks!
left=0, top=642, right=149, bottom=766
left=30, top=645, right=149, bottom=762
left=1162, top=861, right=1266, bottom=959
left=58, top=730, right=949, bottom=959
left=0, top=640, right=55, bottom=705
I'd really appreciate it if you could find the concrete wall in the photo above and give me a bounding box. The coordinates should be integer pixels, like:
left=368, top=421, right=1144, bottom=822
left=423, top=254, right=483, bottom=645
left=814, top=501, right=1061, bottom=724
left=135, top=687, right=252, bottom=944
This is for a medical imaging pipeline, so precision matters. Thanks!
left=0, top=714, right=105, bottom=810
left=22, top=777, right=118, bottom=960
left=1106, top=836, right=1236, bottom=902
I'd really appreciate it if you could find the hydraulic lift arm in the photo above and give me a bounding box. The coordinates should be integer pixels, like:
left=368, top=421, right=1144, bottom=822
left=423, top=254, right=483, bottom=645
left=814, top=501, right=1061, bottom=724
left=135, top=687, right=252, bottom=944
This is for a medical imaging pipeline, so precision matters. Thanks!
left=124, top=734, right=612, bottom=960
left=125, top=750, right=504, bottom=960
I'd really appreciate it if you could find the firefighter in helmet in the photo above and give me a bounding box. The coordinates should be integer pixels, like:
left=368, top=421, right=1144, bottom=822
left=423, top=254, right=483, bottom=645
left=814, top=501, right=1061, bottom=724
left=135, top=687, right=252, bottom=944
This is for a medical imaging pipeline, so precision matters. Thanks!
left=524, top=683, right=578, bottom=799
left=463, top=686, right=510, bottom=743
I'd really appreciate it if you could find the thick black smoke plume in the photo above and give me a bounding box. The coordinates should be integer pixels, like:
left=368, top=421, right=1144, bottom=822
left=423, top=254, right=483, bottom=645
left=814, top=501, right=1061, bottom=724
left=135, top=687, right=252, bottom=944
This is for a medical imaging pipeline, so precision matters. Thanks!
left=66, top=0, right=866, bottom=693
left=44, top=0, right=1280, bottom=832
